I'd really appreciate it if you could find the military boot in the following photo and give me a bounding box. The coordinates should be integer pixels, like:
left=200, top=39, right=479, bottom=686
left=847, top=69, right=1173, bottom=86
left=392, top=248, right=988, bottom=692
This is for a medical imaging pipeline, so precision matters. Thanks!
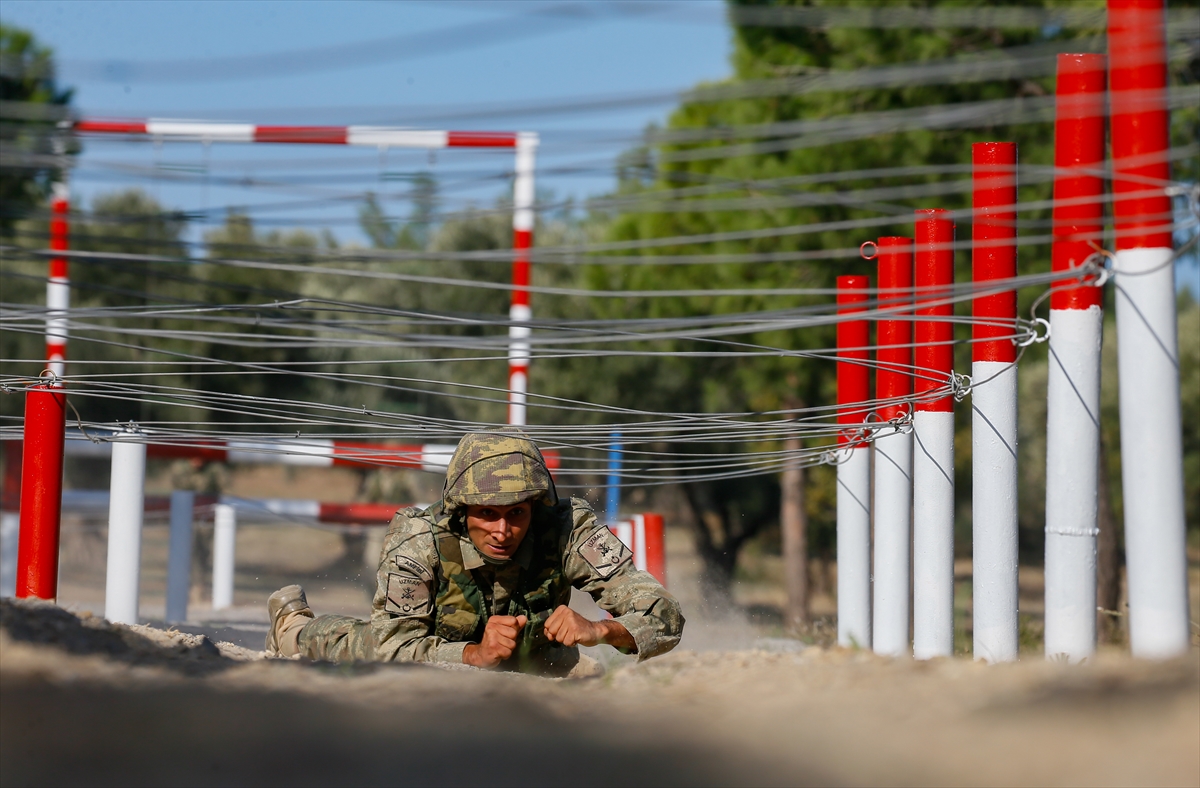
left=265, top=584, right=314, bottom=657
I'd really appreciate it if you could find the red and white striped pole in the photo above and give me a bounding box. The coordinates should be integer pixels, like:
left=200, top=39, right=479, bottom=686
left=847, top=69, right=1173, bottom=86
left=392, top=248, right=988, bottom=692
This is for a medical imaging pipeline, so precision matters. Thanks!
left=1108, top=0, right=1190, bottom=658
left=46, top=181, right=70, bottom=381
left=508, top=133, right=538, bottom=426
left=74, top=119, right=541, bottom=428
left=15, top=385, right=67, bottom=600
left=836, top=274, right=872, bottom=649
left=912, top=209, right=956, bottom=659
left=871, top=237, right=914, bottom=657
left=1044, top=53, right=1107, bottom=663
left=971, top=141, right=1020, bottom=663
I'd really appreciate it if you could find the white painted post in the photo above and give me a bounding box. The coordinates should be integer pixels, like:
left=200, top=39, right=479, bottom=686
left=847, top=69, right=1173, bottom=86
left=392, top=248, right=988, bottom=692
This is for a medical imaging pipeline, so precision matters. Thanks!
left=1114, top=248, right=1189, bottom=657
left=0, top=511, right=18, bottom=597
left=1108, top=0, right=1190, bottom=659
left=1045, top=309, right=1103, bottom=660
left=912, top=411, right=956, bottom=657
left=873, top=430, right=913, bottom=656
left=971, top=142, right=1020, bottom=663
left=165, top=490, right=194, bottom=623
left=212, top=502, right=236, bottom=611
left=837, top=447, right=872, bottom=649
left=104, top=434, right=146, bottom=625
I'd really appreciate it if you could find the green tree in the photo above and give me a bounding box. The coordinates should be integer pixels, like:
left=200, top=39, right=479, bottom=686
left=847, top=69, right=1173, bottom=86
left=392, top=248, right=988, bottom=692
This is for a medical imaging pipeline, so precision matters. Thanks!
left=554, top=0, right=1120, bottom=594
left=0, top=24, right=74, bottom=234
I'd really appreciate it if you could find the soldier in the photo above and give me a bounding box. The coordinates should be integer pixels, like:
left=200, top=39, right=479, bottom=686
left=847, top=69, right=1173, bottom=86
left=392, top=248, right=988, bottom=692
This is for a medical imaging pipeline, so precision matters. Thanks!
left=264, top=430, right=684, bottom=676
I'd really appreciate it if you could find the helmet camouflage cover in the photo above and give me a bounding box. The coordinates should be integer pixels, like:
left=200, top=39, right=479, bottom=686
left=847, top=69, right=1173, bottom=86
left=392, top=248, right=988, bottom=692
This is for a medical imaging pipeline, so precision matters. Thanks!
left=442, top=430, right=557, bottom=510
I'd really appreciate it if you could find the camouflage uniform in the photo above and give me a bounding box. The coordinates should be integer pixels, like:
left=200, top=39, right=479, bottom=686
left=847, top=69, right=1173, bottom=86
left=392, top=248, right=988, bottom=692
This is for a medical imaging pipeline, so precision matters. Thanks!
left=295, top=431, right=684, bottom=674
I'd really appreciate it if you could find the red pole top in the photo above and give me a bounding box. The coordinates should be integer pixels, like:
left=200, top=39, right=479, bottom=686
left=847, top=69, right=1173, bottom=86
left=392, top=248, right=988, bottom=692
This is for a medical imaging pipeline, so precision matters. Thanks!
left=875, top=237, right=913, bottom=421
left=1052, top=53, right=1107, bottom=311
left=1108, top=0, right=1172, bottom=250
left=915, top=210, right=955, bottom=412
left=972, top=142, right=1018, bottom=364
left=837, top=275, right=870, bottom=444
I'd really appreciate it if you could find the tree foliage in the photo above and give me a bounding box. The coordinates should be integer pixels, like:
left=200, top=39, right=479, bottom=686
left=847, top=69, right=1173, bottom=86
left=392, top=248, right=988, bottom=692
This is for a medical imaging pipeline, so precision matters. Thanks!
left=0, top=24, right=74, bottom=233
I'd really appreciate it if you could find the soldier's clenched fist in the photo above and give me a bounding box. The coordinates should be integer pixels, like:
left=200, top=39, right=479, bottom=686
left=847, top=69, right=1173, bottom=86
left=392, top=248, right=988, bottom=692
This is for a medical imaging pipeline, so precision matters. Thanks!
left=463, top=614, right=527, bottom=668
left=544, top=605, right=637, bottom=652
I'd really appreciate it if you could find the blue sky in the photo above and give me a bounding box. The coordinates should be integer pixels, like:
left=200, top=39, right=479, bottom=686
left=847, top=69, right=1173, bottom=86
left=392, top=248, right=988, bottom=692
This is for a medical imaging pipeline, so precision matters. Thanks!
left=4, top=0, right=733, bottom=244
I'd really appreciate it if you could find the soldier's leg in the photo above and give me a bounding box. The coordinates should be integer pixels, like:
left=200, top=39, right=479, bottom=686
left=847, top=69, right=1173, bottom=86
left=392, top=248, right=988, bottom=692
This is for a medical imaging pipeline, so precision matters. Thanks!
left=296, top=614, right=375, bottom=662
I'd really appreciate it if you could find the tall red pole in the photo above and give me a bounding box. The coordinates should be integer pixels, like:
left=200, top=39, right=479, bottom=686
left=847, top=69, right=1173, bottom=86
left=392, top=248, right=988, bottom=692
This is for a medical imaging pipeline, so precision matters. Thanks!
left=971, top=141, right=1019, bottom=663
left=912, top=209, right=956, bottom=659
left=1108, top=0, right=1189, bottom=658
left=872, top=237, right=914, bottom=656
left=16, top=386, right=67, bottom=599
left=836, top=274, right=871, bottom=648
left=1044, top=53, right=1107, bottom=663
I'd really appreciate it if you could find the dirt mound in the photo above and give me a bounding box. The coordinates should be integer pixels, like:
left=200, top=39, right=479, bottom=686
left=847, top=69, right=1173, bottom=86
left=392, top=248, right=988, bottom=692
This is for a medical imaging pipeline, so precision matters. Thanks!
left=1, top=600, right=1197, bottom=787
left=0, top=598, right=259, bottom=675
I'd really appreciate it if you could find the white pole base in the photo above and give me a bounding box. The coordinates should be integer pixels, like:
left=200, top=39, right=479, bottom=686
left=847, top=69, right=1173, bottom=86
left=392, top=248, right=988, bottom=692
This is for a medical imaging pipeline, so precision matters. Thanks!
left=873, top=430, right=913, bottom=656
left=165, top=490, right=195, bottom=624
left=104, top=437, right=146, bottom=625
left=972, top=360, right=1019, bottom=663
left=837, top=445, right=871, bottom=649
left=1044, top=306, right=1102, bottom=663
left=0, top=511, right=18, bottom=598
left=212, top=503, right=237, bottom=611
left=1114, top=247, right=1190, bottom=658
left=913, top=410, right=955, bottom=659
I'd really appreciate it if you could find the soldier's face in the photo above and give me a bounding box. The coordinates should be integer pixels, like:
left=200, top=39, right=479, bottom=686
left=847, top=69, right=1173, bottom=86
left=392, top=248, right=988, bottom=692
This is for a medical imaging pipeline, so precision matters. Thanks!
left=465, top=501, right=533, bottom=561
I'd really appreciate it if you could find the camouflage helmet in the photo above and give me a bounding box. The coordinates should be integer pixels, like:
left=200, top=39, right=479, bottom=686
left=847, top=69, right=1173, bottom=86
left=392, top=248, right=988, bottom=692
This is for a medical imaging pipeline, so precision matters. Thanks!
left=442, top=430, right=557, bottom=510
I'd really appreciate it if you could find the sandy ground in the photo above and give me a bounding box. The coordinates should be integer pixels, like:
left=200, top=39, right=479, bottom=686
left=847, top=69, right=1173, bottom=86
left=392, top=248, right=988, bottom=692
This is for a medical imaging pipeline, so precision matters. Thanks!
left=1, top=597, right=1197, bottom=788
left=4, top=465, right=1198, bottom=785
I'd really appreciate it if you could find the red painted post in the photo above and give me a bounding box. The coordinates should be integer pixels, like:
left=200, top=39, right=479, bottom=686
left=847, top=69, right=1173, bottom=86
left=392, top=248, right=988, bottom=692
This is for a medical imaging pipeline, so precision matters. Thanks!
left=15, top=386, right=67, bottom=599
left=875, top=237, right=914, bottom=421
left=912, top=209, right=956, bottom=659
left=836, top=275, right=871, bottom=443
left=1051, top=54, right=1108, bottom=307
left=642, top=512, right=667, bottom=587
left=836, top=274, right=871, bottom=648
left=1108, top=0, right=1189, bottom=658
left=913, top=211, right=957, bottom=411
left=971, top=141, right=1020, bottom=663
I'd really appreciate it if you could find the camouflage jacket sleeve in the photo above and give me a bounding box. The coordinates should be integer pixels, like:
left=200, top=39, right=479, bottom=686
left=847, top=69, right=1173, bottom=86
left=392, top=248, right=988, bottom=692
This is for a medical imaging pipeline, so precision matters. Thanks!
left=369, top=508, right=469, bottom=665
left=562, top=498, right=685, bottom=660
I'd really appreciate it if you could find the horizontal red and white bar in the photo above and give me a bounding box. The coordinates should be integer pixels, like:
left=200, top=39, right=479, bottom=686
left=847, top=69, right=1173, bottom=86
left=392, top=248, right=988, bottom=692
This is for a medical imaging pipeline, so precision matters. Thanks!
left=4, top=434, right=559, bottom=471
left=74, top=119, right=533, bottom=149
left=61, top=490, right=407, bottom=525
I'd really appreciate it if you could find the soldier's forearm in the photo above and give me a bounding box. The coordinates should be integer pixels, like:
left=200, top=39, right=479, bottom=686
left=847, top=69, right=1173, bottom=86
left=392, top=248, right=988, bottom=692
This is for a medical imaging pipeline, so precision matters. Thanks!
left=597, top=619, right=637, bottom=652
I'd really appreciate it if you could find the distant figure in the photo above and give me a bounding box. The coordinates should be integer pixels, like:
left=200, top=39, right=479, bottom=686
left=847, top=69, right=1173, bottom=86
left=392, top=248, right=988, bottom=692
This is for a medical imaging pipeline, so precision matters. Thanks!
left=264, top=430, right=684, bottom=676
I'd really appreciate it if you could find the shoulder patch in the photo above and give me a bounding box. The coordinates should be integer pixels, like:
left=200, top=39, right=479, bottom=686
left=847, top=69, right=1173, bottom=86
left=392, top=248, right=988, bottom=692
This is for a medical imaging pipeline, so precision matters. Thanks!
left=578, top=527, right=632, bottom=579
left=393, top=553, right=433, bottom=582
left=385, top=572, right=433, bottom=617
